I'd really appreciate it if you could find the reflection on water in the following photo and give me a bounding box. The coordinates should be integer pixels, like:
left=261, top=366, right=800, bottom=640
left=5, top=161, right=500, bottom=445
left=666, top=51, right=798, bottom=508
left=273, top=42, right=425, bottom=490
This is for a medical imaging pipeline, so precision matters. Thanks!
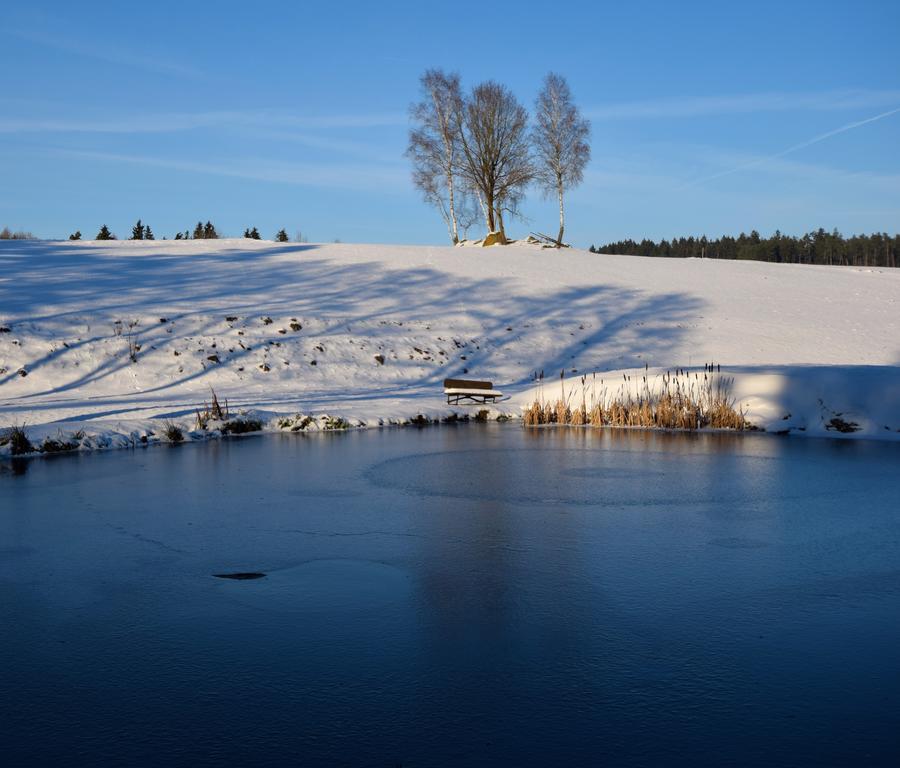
left=2, top=426, right=899, bottom=766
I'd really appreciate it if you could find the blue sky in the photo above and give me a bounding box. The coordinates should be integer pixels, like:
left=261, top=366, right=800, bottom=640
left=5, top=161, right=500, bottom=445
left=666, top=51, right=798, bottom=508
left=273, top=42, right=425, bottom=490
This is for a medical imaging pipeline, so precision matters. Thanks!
left=2, top=0, right=899, bottom=245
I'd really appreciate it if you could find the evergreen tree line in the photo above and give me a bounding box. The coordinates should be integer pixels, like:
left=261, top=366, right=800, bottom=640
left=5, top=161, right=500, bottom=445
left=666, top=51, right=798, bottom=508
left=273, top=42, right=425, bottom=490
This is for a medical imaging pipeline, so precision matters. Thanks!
left=178, top=221, right=219, bottom=240
left=71, top=221, right=293, bottom=242
left=589, top=229, right=900, bottom=268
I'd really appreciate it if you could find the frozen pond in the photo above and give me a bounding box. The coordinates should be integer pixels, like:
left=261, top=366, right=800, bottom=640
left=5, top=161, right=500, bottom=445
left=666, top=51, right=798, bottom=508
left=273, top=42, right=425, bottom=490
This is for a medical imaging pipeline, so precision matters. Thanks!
left=2, top=426, right=899, bottom=766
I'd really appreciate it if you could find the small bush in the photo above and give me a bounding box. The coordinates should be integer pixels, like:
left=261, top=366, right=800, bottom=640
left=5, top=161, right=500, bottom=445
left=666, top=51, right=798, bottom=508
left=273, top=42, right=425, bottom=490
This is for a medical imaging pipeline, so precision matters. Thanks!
left=474, top=409, right=490, bottom=422
left=3, top=424, right=33, bottom=455
left=222, top=417, right=263, bottom=434
left=196, top=389, right=228, bottom=429
left=284, top=415, right=314, bottom=431
left=826, top=416, right=860, bottom=433
left=40, top=438, right=79, bottom=453
left=322, top=416, right=350, bottom=430
left=163, top=422, right=184, bottom=443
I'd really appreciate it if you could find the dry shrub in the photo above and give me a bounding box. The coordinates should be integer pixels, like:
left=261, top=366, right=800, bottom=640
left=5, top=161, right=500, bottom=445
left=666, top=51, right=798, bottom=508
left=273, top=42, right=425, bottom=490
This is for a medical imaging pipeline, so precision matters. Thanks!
left=222, top=417, right=263, bottom=434
left=196, top=389, right=229, bottom=429
left=40, top=434, right=80, bottom=453
left=3, top=424, right=33, bottom=455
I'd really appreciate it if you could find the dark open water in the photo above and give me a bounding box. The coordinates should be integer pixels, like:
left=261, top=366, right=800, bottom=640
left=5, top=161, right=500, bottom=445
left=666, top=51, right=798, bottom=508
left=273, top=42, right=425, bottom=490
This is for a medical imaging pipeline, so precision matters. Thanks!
left=2, top=426, right=899, bottom=766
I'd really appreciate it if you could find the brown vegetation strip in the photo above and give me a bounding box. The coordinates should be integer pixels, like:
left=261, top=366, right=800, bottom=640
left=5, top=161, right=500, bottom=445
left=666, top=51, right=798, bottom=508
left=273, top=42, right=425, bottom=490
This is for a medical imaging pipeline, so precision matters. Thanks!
left=524, top=366, right=749, bottom=431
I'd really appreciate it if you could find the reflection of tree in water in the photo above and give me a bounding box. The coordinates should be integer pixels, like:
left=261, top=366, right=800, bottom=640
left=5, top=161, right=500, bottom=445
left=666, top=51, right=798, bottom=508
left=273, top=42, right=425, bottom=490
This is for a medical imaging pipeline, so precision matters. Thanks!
left=403, top=429, right=599, bottom=658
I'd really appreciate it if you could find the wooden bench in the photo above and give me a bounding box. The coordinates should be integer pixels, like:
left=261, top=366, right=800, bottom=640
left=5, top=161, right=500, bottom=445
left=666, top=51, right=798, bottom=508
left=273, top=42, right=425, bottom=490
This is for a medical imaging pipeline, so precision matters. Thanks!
left=443, top=378, right=503, bottom=405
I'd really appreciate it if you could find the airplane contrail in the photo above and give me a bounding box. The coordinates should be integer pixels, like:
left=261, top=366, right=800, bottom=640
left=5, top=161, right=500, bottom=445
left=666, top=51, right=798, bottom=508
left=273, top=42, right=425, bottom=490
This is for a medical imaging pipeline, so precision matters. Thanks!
left=681, top=104, right=900, bottom=188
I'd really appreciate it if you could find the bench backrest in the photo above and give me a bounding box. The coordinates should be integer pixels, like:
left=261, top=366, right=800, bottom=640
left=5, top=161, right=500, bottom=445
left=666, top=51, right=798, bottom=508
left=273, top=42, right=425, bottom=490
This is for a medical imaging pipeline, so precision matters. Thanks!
left=444, top=378, right=493, bottom=390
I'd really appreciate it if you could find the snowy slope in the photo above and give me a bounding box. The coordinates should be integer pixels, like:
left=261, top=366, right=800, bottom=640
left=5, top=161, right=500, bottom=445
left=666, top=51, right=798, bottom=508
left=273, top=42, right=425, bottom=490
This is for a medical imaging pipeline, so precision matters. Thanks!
left=1, top=238, right=898, bottom=446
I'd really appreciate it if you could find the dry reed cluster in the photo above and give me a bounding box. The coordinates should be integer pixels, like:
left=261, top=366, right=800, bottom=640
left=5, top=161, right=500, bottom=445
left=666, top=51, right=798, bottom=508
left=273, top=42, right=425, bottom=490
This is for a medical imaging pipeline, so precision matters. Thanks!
left=195, top=389, right=229, bottom=430
left=523, top=365, right=748, bottom=431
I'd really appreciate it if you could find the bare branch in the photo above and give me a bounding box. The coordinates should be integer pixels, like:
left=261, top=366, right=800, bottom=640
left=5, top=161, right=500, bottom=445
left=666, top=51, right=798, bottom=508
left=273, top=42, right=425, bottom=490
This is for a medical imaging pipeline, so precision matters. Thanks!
left=406, top=69, right=471, bottom=244
left=532, top=73, right=591, bottom=245
left=456, top=81, right=534, bottom=243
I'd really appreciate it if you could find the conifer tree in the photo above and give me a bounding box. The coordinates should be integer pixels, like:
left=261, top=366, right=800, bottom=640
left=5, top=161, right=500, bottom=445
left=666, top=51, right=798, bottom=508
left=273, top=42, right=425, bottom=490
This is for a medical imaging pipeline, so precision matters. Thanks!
left=131, top=219, right=144, bottom=240
left=193, top=221, right=204, bottom=239
left=250, top=227, right=260, bottom=239
left=203, top=221, right=217, bottom=239
left=174, top=232, right=183, bottom=240
left=275, top=229, right=289, bottom=242
left=69, top=230, right=82, bottom=241
left=96, top=225, right=114, bottom=240
left=243, top=228, right=251, bottom=238
left=144, top=225, right=154, bottom=240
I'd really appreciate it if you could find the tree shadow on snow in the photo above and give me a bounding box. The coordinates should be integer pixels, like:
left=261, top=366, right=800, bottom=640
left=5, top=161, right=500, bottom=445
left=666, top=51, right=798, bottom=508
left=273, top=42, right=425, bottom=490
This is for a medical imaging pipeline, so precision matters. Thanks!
left=0, top=240, right=706, bottom=412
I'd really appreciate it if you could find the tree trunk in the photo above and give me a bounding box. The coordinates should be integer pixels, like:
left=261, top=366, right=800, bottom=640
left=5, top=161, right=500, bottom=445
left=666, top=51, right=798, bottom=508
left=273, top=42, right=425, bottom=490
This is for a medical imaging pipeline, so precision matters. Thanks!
left=485, top=193, right=496, bottom=233
left=556, top=181, right=565, bottom=247
left=447, top=175, right=459, bottom=244
left=495, top=207, right=505, bottom=240
left=476, top=193, right=489, bottom=230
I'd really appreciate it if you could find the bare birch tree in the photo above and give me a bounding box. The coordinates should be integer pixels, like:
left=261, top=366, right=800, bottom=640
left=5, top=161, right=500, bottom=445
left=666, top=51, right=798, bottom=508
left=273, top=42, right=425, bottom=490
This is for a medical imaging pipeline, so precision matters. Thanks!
left=406, top=69, right=466, bottom=244
left=456, top=81, right=533, bottom=243
left=532, top=73, right=591, bottom=246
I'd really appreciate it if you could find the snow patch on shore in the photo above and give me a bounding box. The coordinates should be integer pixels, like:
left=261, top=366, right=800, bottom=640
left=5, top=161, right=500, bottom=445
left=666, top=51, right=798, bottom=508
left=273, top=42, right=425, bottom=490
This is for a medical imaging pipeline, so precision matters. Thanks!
left=1, top=238, right=898, bottom=452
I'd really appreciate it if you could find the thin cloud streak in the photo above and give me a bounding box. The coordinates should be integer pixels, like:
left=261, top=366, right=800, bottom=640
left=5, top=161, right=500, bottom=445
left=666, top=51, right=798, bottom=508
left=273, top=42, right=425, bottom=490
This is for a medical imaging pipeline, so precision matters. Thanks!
left=680, top=105, right=900, bottom=188
left=586, top=89, right=900, bottom=121
left=255, top=130, right=400, bottom=162
left=49, top=148, right=408, bottom=192
left=573, top=148, right=900, bottom=207
left=0, top=110, right=407, bottom=134
left=12, top=29, right=205, bottom=80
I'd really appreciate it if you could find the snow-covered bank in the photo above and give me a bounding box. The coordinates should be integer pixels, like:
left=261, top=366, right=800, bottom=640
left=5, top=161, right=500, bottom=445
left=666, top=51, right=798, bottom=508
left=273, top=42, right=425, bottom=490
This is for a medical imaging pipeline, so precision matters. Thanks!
left=1, top=238, right=898, bottom=451
left=513, top=365, right=900, bottom=440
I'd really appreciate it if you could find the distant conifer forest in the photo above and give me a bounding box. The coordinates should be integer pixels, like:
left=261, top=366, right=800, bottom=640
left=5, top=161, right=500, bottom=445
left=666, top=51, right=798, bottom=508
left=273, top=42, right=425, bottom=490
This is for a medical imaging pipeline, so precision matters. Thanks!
left=590, top=229, right=899, bottom=268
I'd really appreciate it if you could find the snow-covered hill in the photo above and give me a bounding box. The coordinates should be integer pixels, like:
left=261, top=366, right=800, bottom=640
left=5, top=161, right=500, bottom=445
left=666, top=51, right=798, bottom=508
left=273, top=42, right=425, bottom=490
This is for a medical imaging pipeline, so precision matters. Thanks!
left=1, top=238, right=898, bottom=447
